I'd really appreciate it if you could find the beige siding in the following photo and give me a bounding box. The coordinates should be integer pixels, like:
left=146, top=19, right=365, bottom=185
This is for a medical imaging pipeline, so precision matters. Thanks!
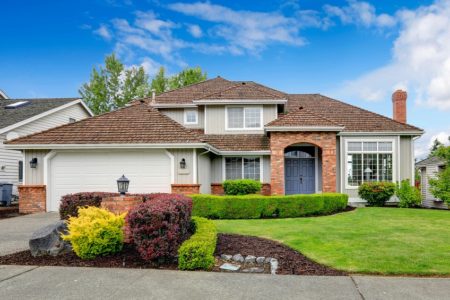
left=197, top=151, right=211, bottom=193
left=400, top=136, right=414, bottom=183
left=262, top=156, right=271, bottom=183
left=421, top=165, right=448, bottom=209
left=160, top=107, right=204, bottom=129
left=205, top=105, right=277, bottom=134
left=168, top=149, right=194, bottom=184
left=23, top=150, right=50, bottom=184
left=0, top=103, right=90, bottom=194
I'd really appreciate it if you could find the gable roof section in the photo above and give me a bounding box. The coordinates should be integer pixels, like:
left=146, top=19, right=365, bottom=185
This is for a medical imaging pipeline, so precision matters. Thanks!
left=198, top=81, right=286, bottom=100
left=0, top=98, right=83, bottom=131
left=5, top=103, right=202, bottom=146
left=201, top=134, right=270, bottom=152
left=265, top=106, right=343, bottom=131
left=416, top=156, right=446, bottom=167
left=287, top=94, right=422, bottom=133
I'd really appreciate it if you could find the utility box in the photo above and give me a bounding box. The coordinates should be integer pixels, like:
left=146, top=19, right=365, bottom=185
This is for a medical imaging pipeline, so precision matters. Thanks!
left=0, top=183, right=13, bottom=206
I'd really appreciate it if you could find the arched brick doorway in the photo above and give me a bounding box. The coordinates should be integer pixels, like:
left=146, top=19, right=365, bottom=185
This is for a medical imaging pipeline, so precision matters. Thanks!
left=270, top=131, right=337, bottom=195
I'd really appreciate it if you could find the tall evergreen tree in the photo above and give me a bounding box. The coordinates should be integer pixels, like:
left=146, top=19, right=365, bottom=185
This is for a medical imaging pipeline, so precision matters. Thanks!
left=429, top=138, right=444, bottom=158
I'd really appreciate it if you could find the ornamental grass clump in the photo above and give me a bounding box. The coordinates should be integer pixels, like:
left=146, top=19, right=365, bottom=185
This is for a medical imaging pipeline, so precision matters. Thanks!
left=62, top=206, right=125, bottom=259
left=358, top=182, right=396, bottom=206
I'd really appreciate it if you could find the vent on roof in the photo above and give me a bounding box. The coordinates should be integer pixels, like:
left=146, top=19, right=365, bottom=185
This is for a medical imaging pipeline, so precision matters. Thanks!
left=5, top=101, right=30, bottom=109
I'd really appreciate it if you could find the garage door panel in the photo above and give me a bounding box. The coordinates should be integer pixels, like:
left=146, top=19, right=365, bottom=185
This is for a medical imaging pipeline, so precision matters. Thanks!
left=49, top=150, right=171, bottom=211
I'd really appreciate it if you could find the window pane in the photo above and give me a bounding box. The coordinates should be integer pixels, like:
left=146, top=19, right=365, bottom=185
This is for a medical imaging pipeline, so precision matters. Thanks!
left=378, top=154, right=393, bottom=181
left=348, top=142, right=362, bottom=151
left=378, top=142, right=392, bottom=151
left=347, top=154, right=362, bottom=186
left=363, top=142, right=377, bottom=151
left=363, top=153, right=378, bottom=182
left=244, top=107, right=261, bottom=128
left=227, top=108, right=244, bottom=128
left=244, top=157, right=260, bottom=180
left=225, top=157, right=242, bottom=180
left=18, top=161, right=23, bottom=182
left=185, top=110, right=197, bottom=123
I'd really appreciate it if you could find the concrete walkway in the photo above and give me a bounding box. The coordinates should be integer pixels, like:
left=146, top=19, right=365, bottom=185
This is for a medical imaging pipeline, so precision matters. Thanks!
left=0, top=266, right=449, bottom=300
left=0, top=213, right=59, bottom=255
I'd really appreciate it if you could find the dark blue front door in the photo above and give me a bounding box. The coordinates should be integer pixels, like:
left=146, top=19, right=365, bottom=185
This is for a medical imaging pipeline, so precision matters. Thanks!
left=285, top=158, right=315, bottom=194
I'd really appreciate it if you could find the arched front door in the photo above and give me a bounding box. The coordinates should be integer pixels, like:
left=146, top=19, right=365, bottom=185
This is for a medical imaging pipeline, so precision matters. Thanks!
left=285, top=147, right=315, bottom=194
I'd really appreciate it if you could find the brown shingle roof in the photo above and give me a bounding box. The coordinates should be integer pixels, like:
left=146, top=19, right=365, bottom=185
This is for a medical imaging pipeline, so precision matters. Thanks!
left=199, top=82, right=286, bottom=100
left=287, top=94, right=422, bottom=132
left=266, top=106, right=343, bottom=128
left=6, top=103, right=202, bottom=145
left=201, top=134, right=270, bottom=151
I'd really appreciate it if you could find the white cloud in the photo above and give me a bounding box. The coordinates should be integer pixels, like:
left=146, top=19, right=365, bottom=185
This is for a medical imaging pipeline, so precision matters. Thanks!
left=324, top=0, right=396, bottom=28
left=94, top=24, right=112, bottom=41
left=187, top=24, right=203, bottom=38
left=334, top=0, right=450, bottom=111
left=139, top=57, right=161, bottom=76
left=415, top=129, right=450, bottom=159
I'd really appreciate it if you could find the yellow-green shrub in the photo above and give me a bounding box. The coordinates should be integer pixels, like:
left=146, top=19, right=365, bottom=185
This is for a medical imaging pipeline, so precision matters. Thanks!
left=63, top=207, right=125, bottom=259
left=178, top=217, right=217, bottom=270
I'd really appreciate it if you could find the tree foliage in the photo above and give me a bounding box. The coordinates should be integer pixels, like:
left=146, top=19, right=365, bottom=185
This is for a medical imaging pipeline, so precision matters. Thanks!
left=429, top=138, right=444, bottom=158
left=429, top=146, right=450, bottom=204
left=150, top=66, right=207, bottom=95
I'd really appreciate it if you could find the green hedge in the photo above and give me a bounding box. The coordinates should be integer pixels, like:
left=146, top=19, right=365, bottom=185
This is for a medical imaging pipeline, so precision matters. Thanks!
left=223, top=179, right=262, bottom=195
left=178, top=217, right=217, bottom=270
left=191, top=193, right=348, bottom=219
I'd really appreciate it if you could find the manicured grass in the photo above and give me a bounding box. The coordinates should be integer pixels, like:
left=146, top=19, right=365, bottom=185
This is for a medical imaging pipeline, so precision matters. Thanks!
left=214, top=208, right=450, bottom=275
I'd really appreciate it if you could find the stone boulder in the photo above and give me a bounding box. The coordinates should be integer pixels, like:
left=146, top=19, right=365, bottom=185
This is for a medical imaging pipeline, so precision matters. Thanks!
left=29, top=221, right=72, bottom=257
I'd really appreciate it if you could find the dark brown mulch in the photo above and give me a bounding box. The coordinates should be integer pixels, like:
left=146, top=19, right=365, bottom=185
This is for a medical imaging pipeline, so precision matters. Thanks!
left=0, top=244, right=177, bottom=270
left=0, top=205, right=21, bottom=219
left=215, top=234, right=346, bottom=276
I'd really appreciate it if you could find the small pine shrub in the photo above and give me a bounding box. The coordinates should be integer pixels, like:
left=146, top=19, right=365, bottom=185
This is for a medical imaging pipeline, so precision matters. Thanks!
left=62, top=207, right=125, bottom=259
left=126, top=195, right=192, bottom=262
left=178, top=217, right=217, bottom=270
left=223, top=179, right=262, bottom=195
left=358, top=182, right=396, bottom=206
left=396, top=179, right=422, bottom=208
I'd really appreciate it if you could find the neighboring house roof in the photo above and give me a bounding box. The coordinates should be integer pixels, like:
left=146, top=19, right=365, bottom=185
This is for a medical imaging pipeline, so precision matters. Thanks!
left=416, top=156, right=446, bottom=167
left=0, top=98, right=91, bottom=133
left=287, top=94, right=422, bottom=133
left=0, top=89, right=9, bottom=99
left=201, top=134, right=270, bottom=152
left=5, top=103, right=202, bottom=145
left=265, top=106, right=344, bottom=131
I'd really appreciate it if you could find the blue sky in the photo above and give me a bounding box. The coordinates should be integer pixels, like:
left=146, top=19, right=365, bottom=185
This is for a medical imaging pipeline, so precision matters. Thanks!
left=1, top=0, right=449, bottom=157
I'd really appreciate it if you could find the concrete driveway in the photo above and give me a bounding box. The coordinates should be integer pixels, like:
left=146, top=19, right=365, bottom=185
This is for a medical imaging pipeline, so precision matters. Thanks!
left=0, top=213, right=59, bottom=255
left=0, top=266, right=449, bottom=300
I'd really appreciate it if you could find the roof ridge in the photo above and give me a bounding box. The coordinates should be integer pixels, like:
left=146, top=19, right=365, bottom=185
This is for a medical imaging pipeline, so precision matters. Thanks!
left=5, top=97, right=80, bottom=101
left=198, top=81, right=286, bottom=100
left=316, top=94, right=423, bottom=131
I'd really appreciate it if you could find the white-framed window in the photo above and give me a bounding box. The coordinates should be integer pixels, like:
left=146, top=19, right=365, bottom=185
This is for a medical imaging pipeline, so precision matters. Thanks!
left=224, top=157, right=262, bottom=181
left=346, top=140, right=394, bottom=188
left=184, top=108, right=198, bottom=124
left=225, top=106, right=263, bottom=130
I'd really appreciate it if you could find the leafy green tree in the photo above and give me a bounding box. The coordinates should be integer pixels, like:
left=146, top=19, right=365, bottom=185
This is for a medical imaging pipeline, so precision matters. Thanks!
left=79, top=54, right=151, bottom=115
left=169, top=67, right=207, bottom=90
left=150, top=67, right=168, bottom=95
left=429, top=146, right=450, bottom=204
left=429, top=138, right=444, bottom=158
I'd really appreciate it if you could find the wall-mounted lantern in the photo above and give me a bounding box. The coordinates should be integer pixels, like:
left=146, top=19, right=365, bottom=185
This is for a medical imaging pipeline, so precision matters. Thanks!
left=117, top=175, right=129, bottom=195
left=29, top=158, right=38, bottom=169
left=180, top=158, right=186, bottom=169
left=364, top=167, right=372, bottom=181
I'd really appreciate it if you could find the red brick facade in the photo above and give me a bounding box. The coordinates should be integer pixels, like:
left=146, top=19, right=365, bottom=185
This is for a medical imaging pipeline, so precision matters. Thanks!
left=211, top=183, right=271, bottom=196
left=392, top=89, right=407, bottom=124
left=101, top=196, right=143, bottom=215
left=270, top=132, right=337, bottom=195
left=171, top=184, right=201, bottom=195
left=18, top=185, right=46, bottom=214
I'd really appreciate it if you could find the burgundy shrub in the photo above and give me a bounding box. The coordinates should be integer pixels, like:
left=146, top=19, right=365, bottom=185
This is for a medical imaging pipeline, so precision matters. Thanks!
left=59, top=192, right=119, bottom=220
left=126, top=194, right=193, bottom=262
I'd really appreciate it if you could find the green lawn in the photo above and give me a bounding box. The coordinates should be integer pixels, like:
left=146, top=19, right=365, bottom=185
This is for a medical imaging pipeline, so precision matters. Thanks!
left=214, top=208, right=450, bottom=275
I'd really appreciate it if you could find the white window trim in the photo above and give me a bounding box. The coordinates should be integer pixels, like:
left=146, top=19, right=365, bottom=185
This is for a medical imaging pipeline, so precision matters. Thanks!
left=344, top=138, right=396, bottom=190
left=225, top=106, right=263, bottom=131
left=184, top=108, right=198, bottom=125
left=222, top=156, right=263, bottom=182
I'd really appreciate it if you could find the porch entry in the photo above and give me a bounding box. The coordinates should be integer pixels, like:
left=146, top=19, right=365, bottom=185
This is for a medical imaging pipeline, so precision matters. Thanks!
left=285, top=146, right=316, bottom=194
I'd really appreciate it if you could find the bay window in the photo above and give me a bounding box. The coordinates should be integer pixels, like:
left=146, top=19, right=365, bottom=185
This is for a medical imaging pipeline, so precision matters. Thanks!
left=226, top=106, right=262, bottom=130
left=346, top=141, right=393, bottom=187
left=225, top=157, right=261, bottom=181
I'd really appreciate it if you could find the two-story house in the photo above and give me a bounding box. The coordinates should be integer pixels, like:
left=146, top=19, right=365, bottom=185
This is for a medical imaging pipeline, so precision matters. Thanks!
left=4, top=77, right=423, bottom=213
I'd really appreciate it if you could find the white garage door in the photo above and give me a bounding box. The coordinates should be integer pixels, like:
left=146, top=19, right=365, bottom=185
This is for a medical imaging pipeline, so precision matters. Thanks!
left=48, top=150, right=171, bottom=211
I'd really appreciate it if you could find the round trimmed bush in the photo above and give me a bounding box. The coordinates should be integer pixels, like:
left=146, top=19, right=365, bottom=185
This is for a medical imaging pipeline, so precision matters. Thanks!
left=358, top=182, right=396, bottom=206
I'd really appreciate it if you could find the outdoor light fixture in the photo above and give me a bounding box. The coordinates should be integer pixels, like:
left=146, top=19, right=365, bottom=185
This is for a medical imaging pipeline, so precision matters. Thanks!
left=364, top=167, right=372, bottom=181
left=180, top=158, right=186, bottom=169
left=117, top=175, right=129, bottom=195
left=29, top=158, right=38, bottom=169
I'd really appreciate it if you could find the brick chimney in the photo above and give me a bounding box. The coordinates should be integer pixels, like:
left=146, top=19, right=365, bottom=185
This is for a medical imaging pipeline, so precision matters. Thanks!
left=392, top=89, right=407, bottom=123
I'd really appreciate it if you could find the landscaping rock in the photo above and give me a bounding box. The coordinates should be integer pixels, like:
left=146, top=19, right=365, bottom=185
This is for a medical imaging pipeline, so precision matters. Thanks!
left=242, top=267, right=264, bottom=273
left=244, top=255, right=256, bottom=264
left=232, top=254, right=244, bottom=263
left=220, top=263, right=240, bottom=272
left=264, top=257, right=272, bottom=264
left=29, top=221, right=71, bottom=257
left=270, top=258, right=279, bottom=275
left=256, top=257, right=265, bottom=265
left=220, top=254, right=232, bottom=261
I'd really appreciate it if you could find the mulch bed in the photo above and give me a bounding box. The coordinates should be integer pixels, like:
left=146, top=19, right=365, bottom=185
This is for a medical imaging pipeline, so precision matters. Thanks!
left=215, top=234, right=346, bottom=276
left=0, top=244, right=177, bottom=270
left=0, top=204, right=21, bottom=219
